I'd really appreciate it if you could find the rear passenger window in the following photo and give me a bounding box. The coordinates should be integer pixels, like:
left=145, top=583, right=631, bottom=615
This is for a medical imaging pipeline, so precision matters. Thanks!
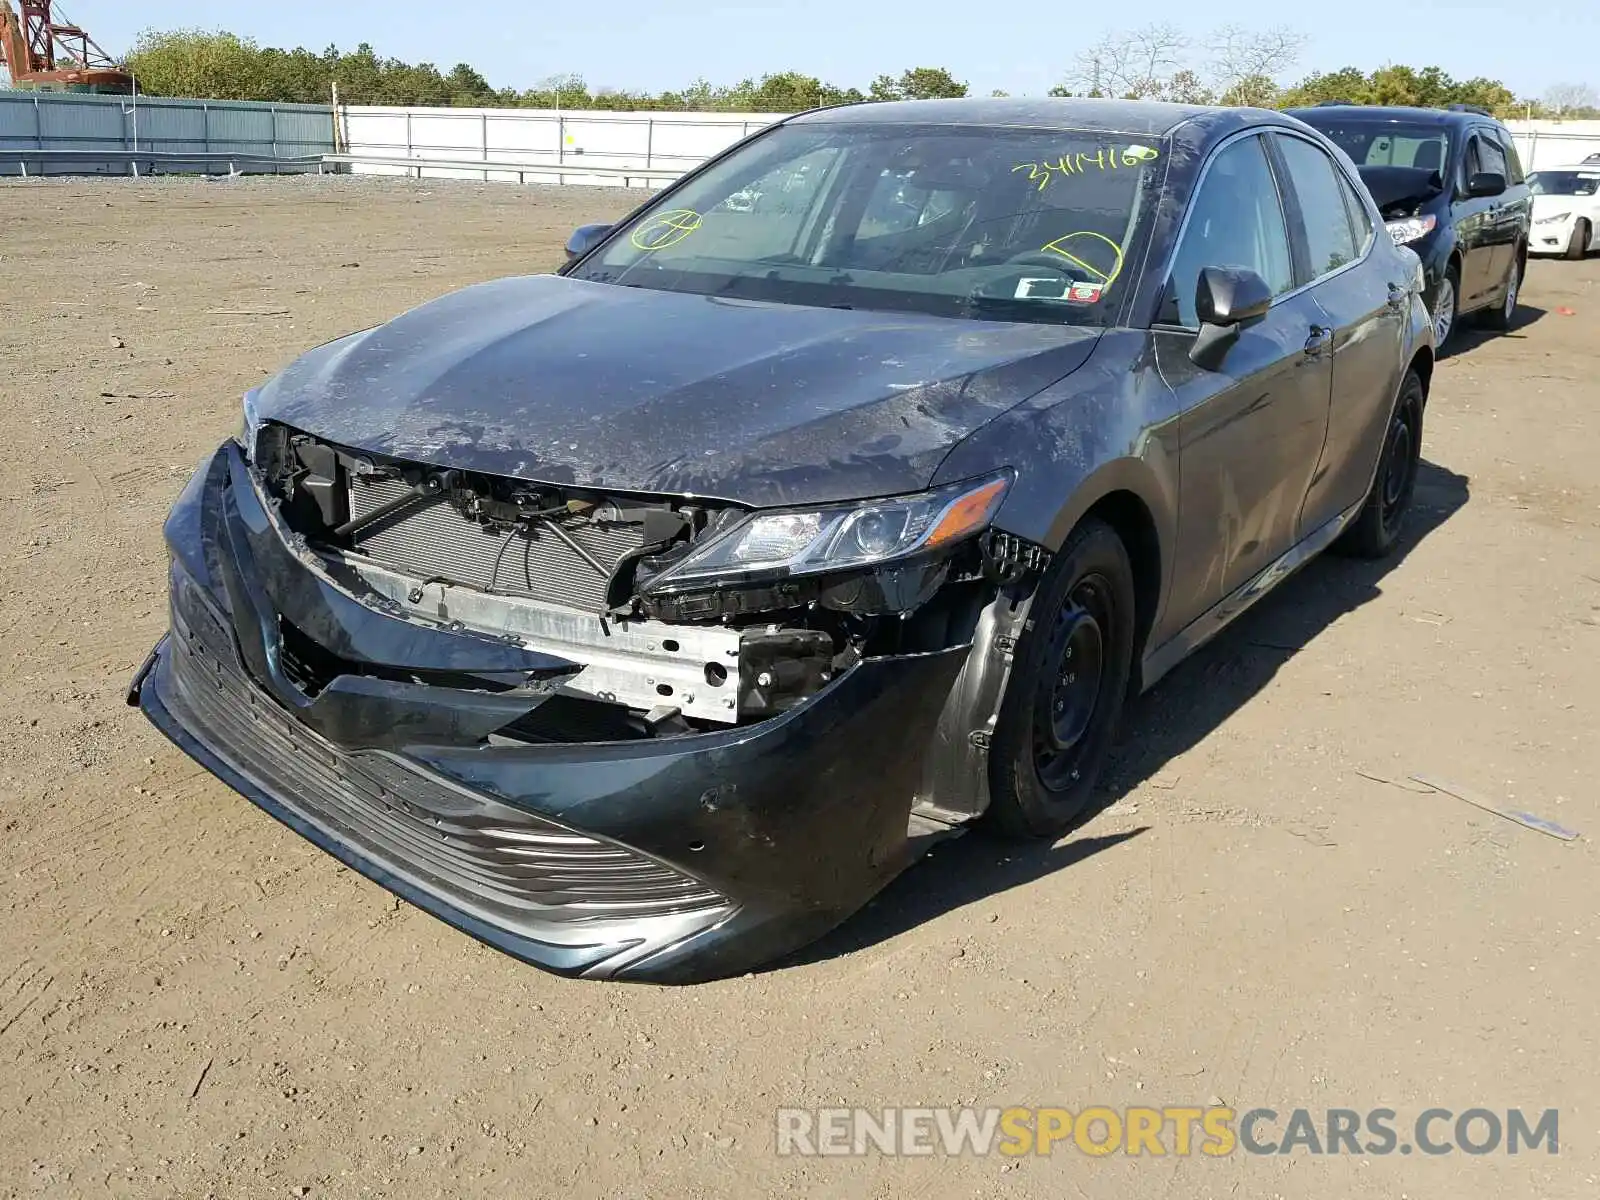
left=1275, top=135, right=1360, bottom=278
left=1339, top=175, right=1375, bottom=255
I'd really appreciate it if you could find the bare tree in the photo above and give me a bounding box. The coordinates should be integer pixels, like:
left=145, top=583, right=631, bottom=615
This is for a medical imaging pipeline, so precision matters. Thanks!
left=1059, top=23, right=1303, bottom=105
left=1544, top=81, right=1598, bottom=114
left=1207, top=25, right=1305, bottom=103
left=1068, top=24, right=1190, bottom=99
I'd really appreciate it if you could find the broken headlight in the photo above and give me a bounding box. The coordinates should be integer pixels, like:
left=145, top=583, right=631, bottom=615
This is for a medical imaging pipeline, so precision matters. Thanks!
left=236, top=389, right=264, bottom=461
left=644, top=473, right=1011, bottom=591
left=1384, top=214, right=1437, bottom=245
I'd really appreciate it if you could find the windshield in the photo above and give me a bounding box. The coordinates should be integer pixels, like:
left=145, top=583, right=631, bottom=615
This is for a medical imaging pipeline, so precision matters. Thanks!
left=1297, top=119, right=1450, bottom=174
left=569, top=123, right=1169, bottom=326
left=1529, top=170, right=1599, bottom=196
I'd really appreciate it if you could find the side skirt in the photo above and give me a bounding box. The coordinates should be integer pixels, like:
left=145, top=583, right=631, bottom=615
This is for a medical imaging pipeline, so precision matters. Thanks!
left=1137, top=498, right=1364, bottom=693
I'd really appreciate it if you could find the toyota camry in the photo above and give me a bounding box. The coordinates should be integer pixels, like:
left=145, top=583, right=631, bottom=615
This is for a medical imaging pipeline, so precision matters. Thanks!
left=130, top=99, right=1434, bottom=982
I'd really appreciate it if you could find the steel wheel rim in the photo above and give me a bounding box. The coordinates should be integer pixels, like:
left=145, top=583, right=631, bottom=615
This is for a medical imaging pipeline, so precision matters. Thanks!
left=1433, top=278, right=1455, bottom=344
left=1504, top=264, right=1519, bottom=319
left=1033, top=574, right=1113, bottom=791
left=1382, top=407, right=1417, bottom=522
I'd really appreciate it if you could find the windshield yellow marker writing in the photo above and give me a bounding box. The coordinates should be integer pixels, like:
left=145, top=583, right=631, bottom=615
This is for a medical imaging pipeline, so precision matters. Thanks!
left=630, top=209, right=704, bottom=251
left=1012, top=144, right=1160, bottom=191
left=1040, top=231, right=1126, bottom=286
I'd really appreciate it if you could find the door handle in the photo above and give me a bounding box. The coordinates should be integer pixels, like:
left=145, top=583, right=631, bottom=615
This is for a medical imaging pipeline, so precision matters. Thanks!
left=1303, top=325, right=1333, bottom=357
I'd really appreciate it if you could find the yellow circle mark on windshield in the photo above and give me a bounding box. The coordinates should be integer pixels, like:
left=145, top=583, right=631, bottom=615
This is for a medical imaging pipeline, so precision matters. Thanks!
left=1040, top=231, right=1126, bottom=286
left=630, top=209, right=703, bottom=251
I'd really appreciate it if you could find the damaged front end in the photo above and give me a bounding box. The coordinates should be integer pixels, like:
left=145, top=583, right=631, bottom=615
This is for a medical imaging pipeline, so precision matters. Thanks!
left=250, top=421, right=1021, bottom=736
left=129, top=425, right=1050, bottom=981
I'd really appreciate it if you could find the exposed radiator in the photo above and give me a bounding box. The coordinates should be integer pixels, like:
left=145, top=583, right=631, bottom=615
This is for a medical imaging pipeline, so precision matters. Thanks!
left=344, top=476, right=644, bottom=611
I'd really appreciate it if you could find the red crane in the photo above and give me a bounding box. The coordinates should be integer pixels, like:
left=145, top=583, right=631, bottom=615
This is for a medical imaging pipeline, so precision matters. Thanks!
left=0, top=0, right=131, bottom=93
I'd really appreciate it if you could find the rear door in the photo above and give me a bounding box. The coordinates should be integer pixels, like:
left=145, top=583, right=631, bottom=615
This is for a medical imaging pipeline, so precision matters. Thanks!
left=1269, top=131, right=1407, bottom=531
left=1154, top=132, right=1335, bottom=620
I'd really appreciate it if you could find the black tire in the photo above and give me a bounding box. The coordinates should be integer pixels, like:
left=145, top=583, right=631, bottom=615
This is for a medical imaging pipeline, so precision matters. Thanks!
left=985, top=518, right=1136, bottom=840
left=1479, top=249, right=1522, bottom=332
left=1567, top=219, right=1591, bottom=261
left=1431, top=262, right=1460, bottom=352
left=1334, top=369, right=1425, bottom=559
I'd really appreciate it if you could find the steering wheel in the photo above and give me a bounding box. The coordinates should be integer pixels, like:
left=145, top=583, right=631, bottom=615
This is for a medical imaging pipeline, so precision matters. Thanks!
left=1004, top=250, right=1095, bottom=281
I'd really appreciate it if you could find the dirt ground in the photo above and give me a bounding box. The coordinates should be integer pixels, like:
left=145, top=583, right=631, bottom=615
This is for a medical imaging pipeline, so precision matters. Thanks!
left=0, top=175, right=1596, bottom=1199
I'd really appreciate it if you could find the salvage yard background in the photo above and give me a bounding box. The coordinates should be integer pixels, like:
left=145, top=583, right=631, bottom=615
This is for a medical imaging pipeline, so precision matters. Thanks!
left=0, top=175, right=1596, bottom=1198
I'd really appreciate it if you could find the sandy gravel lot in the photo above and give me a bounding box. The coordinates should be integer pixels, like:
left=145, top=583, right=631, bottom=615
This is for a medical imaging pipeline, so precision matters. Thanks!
left=0, top=176, right=1597, bottom=1199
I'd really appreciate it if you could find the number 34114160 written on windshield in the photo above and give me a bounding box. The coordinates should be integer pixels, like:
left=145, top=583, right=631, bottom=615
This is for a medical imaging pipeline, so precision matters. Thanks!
left=1013, top=144, right=1161, bottom=191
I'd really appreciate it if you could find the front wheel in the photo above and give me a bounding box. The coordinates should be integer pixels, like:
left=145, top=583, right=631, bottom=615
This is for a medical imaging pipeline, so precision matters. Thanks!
left=1480, top=251, right=1522, bottom=331
left=1334, top=370, right=1425, bottom=559
left=1567, top=219, right=1591, bottom=261
left=1431, top=264, right=1459, bottom=351
left=985, top=518, right=1136, bottom=840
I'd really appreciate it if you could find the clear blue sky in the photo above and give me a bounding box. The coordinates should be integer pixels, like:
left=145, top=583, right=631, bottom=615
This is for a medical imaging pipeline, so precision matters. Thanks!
left=86, top=0, right=1597, bottom=100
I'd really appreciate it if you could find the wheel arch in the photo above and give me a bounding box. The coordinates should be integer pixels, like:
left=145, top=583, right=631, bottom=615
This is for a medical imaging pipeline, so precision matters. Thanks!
left=1030, top=459, right=1172, bottom=689
left=1408, top=345, right=1434, bottom=405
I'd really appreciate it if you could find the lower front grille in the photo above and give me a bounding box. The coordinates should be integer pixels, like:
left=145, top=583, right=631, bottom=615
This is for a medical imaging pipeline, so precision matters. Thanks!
left=163, top=581, right=726, bottom=929
left=343, top=476, right=643, bottom=611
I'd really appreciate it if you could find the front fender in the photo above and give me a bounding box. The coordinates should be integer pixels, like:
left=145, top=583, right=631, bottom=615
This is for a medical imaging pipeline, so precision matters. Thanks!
left=933, top=329, right=1183, bottom=632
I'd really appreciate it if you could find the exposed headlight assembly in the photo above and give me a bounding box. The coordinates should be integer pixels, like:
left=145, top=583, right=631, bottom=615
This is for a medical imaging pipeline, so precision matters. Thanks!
left=236, top=389, right=263, bottom=461
left=1385, top=214, right=1437, bottom=245
left=645, top=473, right=1013, bottom=591
left=1535, top=211, right=1572, bottom=225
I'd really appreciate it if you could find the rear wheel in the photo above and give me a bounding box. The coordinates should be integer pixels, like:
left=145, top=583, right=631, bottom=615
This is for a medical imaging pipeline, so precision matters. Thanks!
left=1335, top=370, right=1425, bottom=559
left=1432, top=264, right=1459, bottom=350
left=1567, top=218, right=1591, bottom=261
left=1480, top=250, right=1522, bottom=331
left=985, top=518, right=1135, bottom=840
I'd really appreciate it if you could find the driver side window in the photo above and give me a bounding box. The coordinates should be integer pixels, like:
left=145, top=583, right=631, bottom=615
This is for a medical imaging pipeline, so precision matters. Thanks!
left=1475, top=131, right=1508, bottom=178
left=1164, top=135, right=1295, bottom=328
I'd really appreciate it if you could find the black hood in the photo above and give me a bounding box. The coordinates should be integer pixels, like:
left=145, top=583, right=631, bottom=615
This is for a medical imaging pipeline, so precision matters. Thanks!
left=252, top=274, right=1102, bottom=507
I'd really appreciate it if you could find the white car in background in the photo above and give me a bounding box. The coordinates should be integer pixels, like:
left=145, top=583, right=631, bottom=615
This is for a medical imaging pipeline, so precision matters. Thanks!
left=1528, top=164, right=1600, bottom=259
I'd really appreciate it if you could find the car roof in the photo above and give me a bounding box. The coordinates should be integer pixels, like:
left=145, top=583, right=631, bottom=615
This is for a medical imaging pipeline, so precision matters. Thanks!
left=785, top=97, right=1276, bottom=137
left=1532, top=163, right=1600, bottom=172
left=1287, top=104, right=1496, bottom=127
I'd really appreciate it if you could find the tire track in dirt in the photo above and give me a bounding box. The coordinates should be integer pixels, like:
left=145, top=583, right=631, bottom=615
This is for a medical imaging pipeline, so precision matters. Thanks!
left=0, top=962, right=54, bottom=1046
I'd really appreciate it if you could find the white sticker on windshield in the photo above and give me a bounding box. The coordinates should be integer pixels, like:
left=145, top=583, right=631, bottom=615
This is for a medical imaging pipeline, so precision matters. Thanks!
left=1015, top=276, right=1070, bottom=299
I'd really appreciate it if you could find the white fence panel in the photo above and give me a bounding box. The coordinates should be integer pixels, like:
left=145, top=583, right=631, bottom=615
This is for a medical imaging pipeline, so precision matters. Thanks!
left=339, top=106, right=786, bottom=187
left=334, top=107, right=1600, bottom=189
left=1504, top=120, right=1600, bottom=170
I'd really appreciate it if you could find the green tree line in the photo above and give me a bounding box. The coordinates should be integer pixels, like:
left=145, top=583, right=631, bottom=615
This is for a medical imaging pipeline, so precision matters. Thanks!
left=111, top=28, right=1595, bottom=120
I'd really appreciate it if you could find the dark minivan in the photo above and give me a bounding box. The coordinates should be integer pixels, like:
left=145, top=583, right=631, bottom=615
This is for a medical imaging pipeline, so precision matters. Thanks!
left=1289, top=103, right=1531, bottom=350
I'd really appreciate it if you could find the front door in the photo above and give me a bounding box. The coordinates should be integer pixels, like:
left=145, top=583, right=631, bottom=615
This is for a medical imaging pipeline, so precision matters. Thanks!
left=1454, top=132, right=1501, bottom=306
left=1156, top=133, right=1334, bottom=624
left=1475, top=126, right=1528, bottom=295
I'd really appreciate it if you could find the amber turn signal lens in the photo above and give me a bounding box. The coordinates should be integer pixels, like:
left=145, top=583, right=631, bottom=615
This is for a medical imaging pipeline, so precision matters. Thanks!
left=925, top=478, right=1010, bottom=548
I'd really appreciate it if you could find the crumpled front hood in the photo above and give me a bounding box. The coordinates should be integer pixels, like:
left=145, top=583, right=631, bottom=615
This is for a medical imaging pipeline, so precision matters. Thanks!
left=1356, top=165, right=1443, bottom=218
left=252, top=274, right=1102, bottom=507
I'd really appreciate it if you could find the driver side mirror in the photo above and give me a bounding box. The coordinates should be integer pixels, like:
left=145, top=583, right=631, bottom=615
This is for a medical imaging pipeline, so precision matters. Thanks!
left=564, top=223, right=613, bottom=262
left=1189, top=266, right=1273, bottom=369
left=1465, top=171, right=1506, bottom=199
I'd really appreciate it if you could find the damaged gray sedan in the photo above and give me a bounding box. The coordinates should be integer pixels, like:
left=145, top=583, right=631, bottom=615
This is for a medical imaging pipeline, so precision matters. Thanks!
left=130, top=99, right=1433, bottom=982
